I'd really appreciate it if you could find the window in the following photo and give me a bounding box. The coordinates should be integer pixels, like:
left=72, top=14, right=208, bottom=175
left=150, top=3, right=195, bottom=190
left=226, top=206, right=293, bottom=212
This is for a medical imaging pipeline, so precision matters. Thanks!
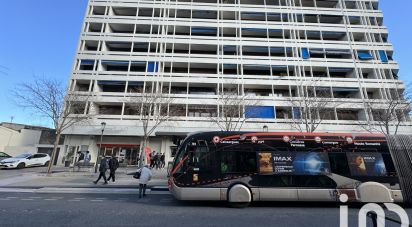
left=292, top=107, right=301, bottom=119
left=220, top=148, right=257, bottom=173
left=382, top=153, right=397, bottom=176
left=187, top=146, right=212, bottom=172
left=328, top=153, right=350, bottom=175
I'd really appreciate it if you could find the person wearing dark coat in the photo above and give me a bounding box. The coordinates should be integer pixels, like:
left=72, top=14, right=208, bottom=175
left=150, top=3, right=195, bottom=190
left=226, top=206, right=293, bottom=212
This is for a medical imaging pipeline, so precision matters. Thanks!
left=107, top=155, right=119, bottom=182
left=93, top=156, right=109, bottom=185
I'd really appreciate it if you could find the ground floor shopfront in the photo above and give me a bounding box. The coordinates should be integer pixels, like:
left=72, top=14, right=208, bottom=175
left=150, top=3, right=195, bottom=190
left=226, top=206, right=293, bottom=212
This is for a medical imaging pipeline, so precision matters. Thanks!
left=60, top=135, right=182, bottom=167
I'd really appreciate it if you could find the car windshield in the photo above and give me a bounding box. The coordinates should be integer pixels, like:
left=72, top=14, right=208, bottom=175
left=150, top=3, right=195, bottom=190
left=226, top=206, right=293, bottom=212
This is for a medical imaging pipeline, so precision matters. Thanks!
left=14, top=154, right=31, bottom=158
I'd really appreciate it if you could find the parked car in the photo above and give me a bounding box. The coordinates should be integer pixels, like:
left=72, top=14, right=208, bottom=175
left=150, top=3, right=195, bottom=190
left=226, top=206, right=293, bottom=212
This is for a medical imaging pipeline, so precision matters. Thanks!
left=0, top=152, right=11, bottom=161
left=0, top=153, right=51, bottom=169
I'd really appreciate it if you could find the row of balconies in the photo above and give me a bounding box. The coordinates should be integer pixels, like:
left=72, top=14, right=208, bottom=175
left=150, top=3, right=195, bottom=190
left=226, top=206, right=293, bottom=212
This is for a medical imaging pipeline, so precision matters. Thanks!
left=71, top=101, right=409, bottom=123
left=70, top=78, right=405, bottom=102
left=88, top=7, right=383, bottom=26
left=84, top=21, right=388, bottom=44
left=90, top=0, right=377, bottom=13
left=75, top=59, right=397, bottom=80
left=79, top=40, right=393, bottom=62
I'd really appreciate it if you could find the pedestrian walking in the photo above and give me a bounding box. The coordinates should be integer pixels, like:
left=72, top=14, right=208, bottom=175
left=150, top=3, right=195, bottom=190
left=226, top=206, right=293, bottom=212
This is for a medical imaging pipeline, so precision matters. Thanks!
left=138, top=165, right=152, bottom=198
left=107, top=155, right=119, bottom=183
left=93, top=156, right=109, bottom=185
left=153, top=153, right=159, bottom=169
left=149, top=151, right=155, bottom=168
left=160, top=153, right=165, bottom=168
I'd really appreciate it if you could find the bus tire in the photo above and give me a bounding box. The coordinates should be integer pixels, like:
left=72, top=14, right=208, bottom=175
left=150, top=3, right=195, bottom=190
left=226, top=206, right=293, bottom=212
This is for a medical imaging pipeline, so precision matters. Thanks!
left=227, top=184, right=252, bottom=208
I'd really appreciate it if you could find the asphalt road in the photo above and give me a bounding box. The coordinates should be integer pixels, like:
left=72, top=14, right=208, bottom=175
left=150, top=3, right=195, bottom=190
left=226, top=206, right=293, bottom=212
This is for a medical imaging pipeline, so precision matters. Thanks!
left=1, top=192, right=411, bottom=227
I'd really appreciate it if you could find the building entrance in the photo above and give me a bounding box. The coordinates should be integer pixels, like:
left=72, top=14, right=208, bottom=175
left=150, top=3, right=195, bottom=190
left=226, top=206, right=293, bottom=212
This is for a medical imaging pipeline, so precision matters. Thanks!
left=99, top=144, right=140, bottom=166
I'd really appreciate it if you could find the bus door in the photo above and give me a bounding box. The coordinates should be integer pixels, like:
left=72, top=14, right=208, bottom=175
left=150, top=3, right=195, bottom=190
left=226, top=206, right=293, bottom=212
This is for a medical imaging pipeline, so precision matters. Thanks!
left=185, top=144, right=215, bottom=185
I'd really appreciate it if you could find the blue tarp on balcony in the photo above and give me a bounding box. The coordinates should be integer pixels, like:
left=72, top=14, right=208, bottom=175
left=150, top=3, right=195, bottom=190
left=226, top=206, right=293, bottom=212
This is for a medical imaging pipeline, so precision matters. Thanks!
left=302, top=48, right=310, bottom=59
left=358, top=51, right=373, bottom=60
left=379, top=50, right=388, bottom=63
left=245, top=106, right=275, bottom=119
left=147, top=62, right=159, bottom=72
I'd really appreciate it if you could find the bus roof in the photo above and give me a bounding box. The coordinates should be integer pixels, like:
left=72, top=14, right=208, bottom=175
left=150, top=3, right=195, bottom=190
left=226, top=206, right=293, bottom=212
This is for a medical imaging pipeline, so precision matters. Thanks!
left=187, top=131, right=386, bottom=139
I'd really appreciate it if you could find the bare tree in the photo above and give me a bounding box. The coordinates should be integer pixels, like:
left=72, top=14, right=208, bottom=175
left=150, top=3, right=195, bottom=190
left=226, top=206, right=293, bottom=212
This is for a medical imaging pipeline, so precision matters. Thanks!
left=209, top=86, right=261, bottom=131
left=126, top=86, right=176, bottom=167
left=287, top=80, right=341, bottom=133
left=12, top=77, right=89, bottom=174
left=362, top=87, right=411, bottom=135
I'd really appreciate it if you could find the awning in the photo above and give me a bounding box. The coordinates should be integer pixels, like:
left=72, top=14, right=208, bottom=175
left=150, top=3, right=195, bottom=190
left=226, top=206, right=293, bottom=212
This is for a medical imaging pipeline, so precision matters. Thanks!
left=81, top=60, right=95, bottom=65
left=329, top=68, right=353, bottom=72
left=191, top=27, right=217, bottom=33
left=101, top=60, right=129, bottom=65
left=333, top=87, right=359, bottom=92
left=155, top=131, right=189, bottom=136
left=98, top=81, right=126, bottom=86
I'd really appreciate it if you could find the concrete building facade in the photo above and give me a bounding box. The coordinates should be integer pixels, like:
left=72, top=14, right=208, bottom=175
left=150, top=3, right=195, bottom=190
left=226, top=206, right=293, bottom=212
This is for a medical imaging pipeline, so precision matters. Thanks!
left=63, top=0, right=411, bottom=165
left=0, top=123, right=65, bottom=165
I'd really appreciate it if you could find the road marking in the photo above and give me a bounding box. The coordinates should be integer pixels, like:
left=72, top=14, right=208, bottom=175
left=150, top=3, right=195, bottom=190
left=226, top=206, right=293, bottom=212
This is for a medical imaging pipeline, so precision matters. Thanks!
left=29, top=197, right=41, bottom=199
left=44, top=199, right=57, bottom=201
left=95, top=198, right=106, bottom=200
left=91, top=200, right=104, bottom=202
left=74, top=198, right=85, bottom=200
left=0, top=198, right=10, bottom=201
left=51, top=197, right=63, bottom=199
left=6, top=197, right=18, bottom=199
left=68, top=200, right=81, bottom=202
left=21, top=199, right=33, bottom=201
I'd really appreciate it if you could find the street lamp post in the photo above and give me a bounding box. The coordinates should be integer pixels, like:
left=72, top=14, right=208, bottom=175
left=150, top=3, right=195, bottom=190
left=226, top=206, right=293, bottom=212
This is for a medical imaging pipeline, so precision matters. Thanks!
left=94, top=122, right=106, bottom=173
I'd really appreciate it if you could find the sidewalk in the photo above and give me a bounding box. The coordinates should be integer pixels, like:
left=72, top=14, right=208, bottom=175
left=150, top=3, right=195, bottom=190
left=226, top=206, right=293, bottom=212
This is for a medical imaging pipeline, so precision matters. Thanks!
left=0, top=167, right=169, bottom=190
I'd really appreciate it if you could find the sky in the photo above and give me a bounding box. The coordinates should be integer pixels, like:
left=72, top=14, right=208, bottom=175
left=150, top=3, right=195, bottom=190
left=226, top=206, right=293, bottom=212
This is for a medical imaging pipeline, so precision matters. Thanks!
left=0, top=0, right=410, bottom=127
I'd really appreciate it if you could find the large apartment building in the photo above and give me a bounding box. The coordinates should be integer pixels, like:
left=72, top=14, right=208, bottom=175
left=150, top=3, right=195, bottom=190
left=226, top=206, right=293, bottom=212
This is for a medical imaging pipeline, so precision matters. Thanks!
left=63, top=0, right=411, bottom=165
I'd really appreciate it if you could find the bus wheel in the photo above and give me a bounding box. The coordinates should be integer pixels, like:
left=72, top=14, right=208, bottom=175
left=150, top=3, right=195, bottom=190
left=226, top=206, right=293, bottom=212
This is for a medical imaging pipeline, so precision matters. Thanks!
left=227, top=184, right=251, bottom=208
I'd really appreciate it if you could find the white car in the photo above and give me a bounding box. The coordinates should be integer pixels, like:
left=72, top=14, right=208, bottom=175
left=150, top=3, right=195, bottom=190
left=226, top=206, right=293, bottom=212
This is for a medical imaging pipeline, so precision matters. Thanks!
left=0, top=153, right=51, bottom=169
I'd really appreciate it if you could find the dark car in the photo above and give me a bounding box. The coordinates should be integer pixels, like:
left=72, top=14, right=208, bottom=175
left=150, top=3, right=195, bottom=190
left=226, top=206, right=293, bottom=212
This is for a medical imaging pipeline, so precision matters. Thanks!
left=0, top=152, right=11, bottom=161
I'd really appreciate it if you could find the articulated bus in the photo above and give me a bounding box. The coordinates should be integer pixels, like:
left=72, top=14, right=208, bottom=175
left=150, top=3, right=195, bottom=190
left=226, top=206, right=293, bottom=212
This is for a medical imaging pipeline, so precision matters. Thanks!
left=169, top=131, right=406, bottom=207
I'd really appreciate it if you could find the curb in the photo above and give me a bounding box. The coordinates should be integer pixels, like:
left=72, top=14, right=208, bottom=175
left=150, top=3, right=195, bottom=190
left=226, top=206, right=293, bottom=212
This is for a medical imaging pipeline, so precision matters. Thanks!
left=0, top=187, right=171, bottom=195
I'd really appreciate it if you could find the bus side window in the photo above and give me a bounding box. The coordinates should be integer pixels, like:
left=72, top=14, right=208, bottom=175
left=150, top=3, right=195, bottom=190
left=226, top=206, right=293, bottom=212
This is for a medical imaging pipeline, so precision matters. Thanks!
left=219, top=150, right=257, bottom=173
left=382, top=153, right=397, bottom=176
left=328, top=153, right=350, bottom=176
